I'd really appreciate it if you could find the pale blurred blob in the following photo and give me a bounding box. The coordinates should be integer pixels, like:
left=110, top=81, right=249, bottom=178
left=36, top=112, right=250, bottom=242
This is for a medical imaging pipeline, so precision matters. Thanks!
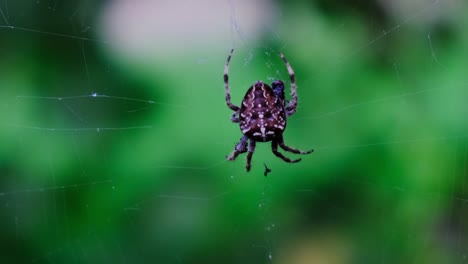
left=99, top=0, right=276, bottom=61
left=377, top=0, right=462, bottom=27
left=276, top=231, right=353, bottom=264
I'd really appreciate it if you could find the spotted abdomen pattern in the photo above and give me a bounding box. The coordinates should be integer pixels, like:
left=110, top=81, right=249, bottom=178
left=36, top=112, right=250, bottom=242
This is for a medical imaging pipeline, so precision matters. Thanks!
left=239, top=81, right=286, bottom=142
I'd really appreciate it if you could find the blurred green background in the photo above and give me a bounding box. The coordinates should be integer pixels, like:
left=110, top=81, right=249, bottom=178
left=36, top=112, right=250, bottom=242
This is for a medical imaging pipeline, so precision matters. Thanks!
left=1, top=0, right=467, bottom=263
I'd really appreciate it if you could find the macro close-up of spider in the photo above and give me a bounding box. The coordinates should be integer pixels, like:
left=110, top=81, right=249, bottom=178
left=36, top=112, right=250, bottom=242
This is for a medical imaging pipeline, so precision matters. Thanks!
left=224, top=49, right=314, bottom=172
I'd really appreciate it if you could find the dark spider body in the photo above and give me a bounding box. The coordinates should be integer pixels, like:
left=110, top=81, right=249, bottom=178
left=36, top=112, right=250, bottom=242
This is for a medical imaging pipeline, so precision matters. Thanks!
left=239, top=81, right=286, bottom=142
left=223, top=49, right=313, bottom=172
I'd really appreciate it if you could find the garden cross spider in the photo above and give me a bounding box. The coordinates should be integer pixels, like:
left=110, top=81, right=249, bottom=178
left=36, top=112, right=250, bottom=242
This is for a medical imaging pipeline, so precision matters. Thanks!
left=224, top=49, right=313, bottom=172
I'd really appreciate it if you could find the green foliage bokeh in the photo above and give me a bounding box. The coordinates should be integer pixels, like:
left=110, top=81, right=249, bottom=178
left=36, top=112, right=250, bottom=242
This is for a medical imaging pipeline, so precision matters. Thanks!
left=0, top=1, right=467, bottom=263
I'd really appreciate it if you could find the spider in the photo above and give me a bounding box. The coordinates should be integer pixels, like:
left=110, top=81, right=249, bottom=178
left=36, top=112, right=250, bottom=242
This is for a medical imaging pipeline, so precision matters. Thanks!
left=224, top=49, right=313, bottom=172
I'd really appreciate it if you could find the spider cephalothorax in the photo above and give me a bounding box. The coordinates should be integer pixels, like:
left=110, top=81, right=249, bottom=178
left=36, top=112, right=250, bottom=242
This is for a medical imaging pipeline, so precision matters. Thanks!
left=223, top=49, right=313, bottom=172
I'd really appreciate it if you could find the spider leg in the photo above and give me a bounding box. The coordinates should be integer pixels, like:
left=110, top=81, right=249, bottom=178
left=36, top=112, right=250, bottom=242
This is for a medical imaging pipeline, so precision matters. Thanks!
left=246, top=139, right=256, bottom=172
left=278, top=135, right=314, bottom=154
left=271, top=139, right=302, bottom=163
left=224, top=49, right=240, bottom=112
left=226, top=135, right=248, bottom=161
left=279, top=52, right=298, bottom=117
left=231, top=112, right=240, bottom=123
left=285, top=108, right=296, bottom=117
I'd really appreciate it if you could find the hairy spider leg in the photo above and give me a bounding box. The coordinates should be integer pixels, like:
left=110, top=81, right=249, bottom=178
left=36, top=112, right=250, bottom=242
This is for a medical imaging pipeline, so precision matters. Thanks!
left=271, top=139, right=302, bottom=163
left=246, top=140, right=256, bottom=171
left=277, top=134, right=314, bottom=154
left=279, top=52, right=298, bottom=117
left=227, top=135, right=248, bottom=161
left=231, top=112, right=240, bottom=123
left=224, top=48, right=240, bottom=112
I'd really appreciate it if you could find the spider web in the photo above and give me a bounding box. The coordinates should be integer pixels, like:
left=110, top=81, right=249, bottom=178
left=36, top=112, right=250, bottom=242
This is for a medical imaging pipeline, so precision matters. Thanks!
left=1, top=0, right=467, bottom=263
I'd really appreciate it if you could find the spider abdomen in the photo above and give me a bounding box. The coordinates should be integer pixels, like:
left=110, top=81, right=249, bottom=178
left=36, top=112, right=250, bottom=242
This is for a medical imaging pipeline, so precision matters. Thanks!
left=239, top=81, right=286, bottom=142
